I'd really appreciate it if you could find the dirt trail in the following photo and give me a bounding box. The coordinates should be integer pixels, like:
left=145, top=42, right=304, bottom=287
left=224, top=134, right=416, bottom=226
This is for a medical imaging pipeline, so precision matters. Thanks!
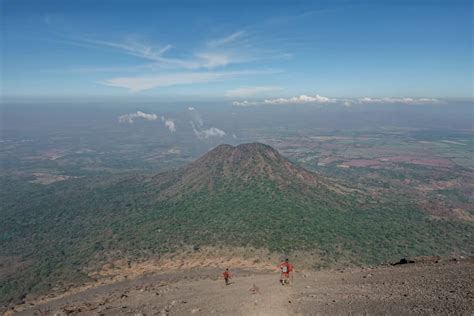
left=239, top=274, right=291, bottom=316
left=12, top=268, right=289, bottom=316
left=9, top=257, right=474, bottom=315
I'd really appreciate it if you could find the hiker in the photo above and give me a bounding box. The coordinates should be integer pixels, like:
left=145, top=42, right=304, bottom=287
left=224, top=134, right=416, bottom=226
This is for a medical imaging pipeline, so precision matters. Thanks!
left=223, top=268, right=232, bottom=286
left=280, top=258, right=293, bottom=285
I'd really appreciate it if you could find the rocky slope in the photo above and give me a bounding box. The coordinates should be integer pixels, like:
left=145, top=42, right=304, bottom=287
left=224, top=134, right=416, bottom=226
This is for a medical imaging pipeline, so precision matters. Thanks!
left=10, top=256, right=473, bottom=315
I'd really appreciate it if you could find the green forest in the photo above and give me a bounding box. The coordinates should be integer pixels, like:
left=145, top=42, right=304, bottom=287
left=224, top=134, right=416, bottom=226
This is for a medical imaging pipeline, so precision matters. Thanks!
left=1, top=170, right=472, bottom=307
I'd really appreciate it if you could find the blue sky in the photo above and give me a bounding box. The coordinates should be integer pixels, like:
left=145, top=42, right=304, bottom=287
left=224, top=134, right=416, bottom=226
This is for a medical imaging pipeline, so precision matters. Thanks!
left=1, top=0, right=472, bottom=102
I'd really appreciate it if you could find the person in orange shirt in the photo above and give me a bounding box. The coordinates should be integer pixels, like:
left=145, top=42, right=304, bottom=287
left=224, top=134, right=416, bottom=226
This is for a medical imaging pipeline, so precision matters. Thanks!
left=280, top=258, right=293, bottom=285
left=223, top=268, right=232, bottom=286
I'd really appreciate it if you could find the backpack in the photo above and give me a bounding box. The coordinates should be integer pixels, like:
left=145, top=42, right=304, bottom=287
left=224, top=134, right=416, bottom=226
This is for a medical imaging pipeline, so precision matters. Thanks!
left=282, top=264, right=289, bottom=273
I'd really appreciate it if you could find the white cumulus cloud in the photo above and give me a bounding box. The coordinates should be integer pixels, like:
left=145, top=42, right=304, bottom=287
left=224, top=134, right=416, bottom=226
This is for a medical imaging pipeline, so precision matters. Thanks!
left=233, top=94, right=336, bottom=106
left=192, top=124, right=226, bottom=139
left=233, top=94, right=440, bottom=107
left=119, top=111, right=177, bottom=132
left=118, top=111, right=159, bottom=123
left=164, top=119, right=176, bottom=132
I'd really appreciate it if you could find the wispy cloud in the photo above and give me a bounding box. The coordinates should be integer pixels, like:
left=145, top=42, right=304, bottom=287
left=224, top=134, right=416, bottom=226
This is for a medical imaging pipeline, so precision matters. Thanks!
left=53, top=26, right=287, bottom=92
left=72, top=37, right=242, bottom=70
left=64, top=32, right=283, bottom=92
left=104, top=72, right=223, bottom=92
left=91, top=39, right=172, bottom=62
left=103, top=70, right=277, bottom=92
left=225, top=86, right=281, bottom=97
left=195, top=53, right=232, bottom=69
left=206, top=31, right=245, bottom=47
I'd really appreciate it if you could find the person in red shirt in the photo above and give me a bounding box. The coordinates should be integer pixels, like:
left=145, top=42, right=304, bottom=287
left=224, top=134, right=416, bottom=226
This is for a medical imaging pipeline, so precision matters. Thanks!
left=223, top=268, right=232, bottom=286
left=280, top=259, right=293, bottom=285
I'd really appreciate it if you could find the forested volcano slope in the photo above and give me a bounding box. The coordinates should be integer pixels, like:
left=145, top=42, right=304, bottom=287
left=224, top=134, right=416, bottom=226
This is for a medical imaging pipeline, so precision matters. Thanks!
left=1, top=143, right=472, bottom=307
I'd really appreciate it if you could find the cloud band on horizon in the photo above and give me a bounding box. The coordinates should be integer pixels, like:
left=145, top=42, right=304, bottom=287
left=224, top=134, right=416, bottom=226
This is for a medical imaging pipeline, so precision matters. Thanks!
left=233, top=94, right=440, bottom=106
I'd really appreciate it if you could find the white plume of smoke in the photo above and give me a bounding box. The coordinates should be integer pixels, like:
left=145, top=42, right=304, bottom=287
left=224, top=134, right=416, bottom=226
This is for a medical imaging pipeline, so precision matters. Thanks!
left=118, top=111, right=159, bottom=123
left=188, top=107, right=226, bottom=139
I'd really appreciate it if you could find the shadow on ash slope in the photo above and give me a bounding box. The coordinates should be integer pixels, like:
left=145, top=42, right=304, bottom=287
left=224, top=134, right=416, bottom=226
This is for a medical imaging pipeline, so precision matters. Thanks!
left=10, top=257, right=474, bottom=315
